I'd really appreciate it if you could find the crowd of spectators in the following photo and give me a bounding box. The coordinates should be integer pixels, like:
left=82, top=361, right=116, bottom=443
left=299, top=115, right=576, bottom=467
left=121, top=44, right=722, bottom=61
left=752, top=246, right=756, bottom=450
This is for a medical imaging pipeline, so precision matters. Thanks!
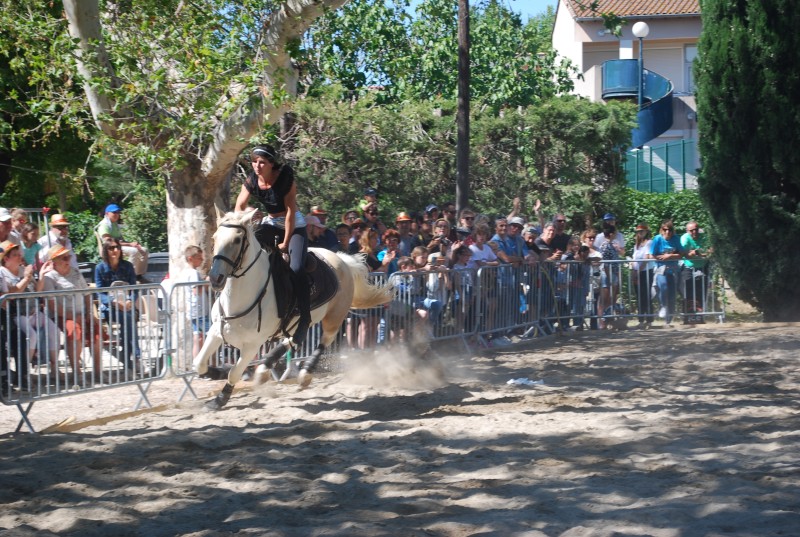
left=1, top=204, right=159, bottom=395
left=304, top=191, right=712, bottom=348
left=1, top=194, right=712, bottom=395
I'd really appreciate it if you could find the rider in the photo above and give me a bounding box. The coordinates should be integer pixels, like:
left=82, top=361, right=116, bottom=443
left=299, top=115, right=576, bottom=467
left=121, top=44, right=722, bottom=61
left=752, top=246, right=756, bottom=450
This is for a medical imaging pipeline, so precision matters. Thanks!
left=234, top=144, right=312, bottom=349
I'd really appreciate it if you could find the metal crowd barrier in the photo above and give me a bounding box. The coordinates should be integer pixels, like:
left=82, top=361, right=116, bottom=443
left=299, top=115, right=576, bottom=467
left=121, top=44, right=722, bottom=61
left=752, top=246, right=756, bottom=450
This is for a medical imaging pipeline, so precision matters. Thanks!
left=2, top=259, right=726, bottom=432
left=0, top=283, right=167, bottom=432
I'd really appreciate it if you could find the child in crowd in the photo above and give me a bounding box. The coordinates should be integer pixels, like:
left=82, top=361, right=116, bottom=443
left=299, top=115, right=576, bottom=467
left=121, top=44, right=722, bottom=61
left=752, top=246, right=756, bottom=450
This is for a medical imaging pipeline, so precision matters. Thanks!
left=20, top=222, right=43, bottom=272
left=175, top=245, right=210, bottom=357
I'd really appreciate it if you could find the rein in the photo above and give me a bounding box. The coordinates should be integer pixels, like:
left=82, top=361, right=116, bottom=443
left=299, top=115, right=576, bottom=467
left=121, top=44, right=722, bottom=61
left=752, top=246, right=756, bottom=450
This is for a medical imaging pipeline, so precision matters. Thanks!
left=213, top=222, right=272, bottom=334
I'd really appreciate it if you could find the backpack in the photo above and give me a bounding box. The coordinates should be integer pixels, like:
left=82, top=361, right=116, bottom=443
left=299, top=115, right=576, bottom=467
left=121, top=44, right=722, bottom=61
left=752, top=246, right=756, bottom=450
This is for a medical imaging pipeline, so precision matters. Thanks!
left=600, top=239, right=618, bottom=261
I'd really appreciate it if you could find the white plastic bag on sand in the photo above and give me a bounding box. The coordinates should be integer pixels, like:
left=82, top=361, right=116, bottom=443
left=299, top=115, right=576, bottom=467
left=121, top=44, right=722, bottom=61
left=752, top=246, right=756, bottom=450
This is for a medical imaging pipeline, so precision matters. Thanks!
left=507, top=378, right=544, bottom=386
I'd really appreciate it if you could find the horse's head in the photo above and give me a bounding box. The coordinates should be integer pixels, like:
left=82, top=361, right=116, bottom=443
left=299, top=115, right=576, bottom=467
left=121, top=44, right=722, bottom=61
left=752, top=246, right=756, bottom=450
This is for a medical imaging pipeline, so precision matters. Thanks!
left=209, top=209, right=261, bottom=291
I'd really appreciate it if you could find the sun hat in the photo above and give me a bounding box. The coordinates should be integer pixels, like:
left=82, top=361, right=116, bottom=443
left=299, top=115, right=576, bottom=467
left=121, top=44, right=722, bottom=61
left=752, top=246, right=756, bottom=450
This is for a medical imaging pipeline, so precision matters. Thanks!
left=0, top=208, right=11, bottom=222
left=0, top=240, right=17, bottom=262
left=104, top=203, right=122, bottom=213
left=50, top=214, right=70, bottom=226
left=508, top=216, right=525, bottom=227
left=47, top=244, right=71, bottom=260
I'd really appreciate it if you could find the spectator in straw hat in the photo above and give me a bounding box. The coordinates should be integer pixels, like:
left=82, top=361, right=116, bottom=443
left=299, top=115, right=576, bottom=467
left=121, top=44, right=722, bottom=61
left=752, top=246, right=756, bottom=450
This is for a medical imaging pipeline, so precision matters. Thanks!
left=38, top=213, right=78, bottom=270
left=40, top=244, right=104, bottom=381
left=0, top=240, right=60, bottom=375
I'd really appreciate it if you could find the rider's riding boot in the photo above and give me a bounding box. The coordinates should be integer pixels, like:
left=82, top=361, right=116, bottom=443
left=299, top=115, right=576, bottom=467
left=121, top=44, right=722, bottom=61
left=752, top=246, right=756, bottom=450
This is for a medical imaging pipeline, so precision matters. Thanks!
left=290, top=272, right=312, bottom=348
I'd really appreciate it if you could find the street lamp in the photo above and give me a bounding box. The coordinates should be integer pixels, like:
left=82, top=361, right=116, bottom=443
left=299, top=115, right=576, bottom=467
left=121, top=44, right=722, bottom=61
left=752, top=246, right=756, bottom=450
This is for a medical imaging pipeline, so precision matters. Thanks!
left=632, top=21, right=650, bottom=110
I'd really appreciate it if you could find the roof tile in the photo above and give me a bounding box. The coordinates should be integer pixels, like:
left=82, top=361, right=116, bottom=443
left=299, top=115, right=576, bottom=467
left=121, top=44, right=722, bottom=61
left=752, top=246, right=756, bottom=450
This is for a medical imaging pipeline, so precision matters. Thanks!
left=565, top=0, right=700, bottom=18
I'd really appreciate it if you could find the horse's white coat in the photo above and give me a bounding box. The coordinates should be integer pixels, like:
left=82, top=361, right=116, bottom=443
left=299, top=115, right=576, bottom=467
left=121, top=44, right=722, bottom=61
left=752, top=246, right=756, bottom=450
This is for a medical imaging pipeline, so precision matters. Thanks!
left=193, top=209, right=393, bottom=394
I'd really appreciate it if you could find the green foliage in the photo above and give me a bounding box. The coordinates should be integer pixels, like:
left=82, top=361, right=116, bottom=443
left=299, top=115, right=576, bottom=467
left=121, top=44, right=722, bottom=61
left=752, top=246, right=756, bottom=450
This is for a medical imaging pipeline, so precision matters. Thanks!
left=61, top=210, right=102, bottom=263
left=696, top=0, right=800, bottom=321
left=289, top=87, right=635, bottom=225
left=1, top=0, right=289, bottom=178
left=117, top=181, right=168, bottom=253
left=620, top=188, right=709, bottom=251
left=301, top=0, right=577, bottom=109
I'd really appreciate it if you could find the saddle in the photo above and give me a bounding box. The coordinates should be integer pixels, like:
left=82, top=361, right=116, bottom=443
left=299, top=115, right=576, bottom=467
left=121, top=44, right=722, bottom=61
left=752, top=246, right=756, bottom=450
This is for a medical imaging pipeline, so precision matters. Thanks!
left=269, top=249, right=340, bottom=335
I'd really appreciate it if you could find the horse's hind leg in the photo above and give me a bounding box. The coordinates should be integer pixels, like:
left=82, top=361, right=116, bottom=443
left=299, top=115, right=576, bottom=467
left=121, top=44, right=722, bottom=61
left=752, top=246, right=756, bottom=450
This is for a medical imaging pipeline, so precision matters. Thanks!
left=298, top=342, right=326, bottom=390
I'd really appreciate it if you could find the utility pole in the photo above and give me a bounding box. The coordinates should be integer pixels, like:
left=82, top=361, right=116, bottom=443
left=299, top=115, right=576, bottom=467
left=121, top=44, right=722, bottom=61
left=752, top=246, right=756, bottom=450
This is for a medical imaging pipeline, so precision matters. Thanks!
left=456, top=0, right=470, bottom=214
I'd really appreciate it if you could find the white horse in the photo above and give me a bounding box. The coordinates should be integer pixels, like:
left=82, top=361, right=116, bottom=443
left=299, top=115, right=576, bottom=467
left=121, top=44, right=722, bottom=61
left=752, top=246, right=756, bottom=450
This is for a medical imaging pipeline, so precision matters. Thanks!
left=193, top=209, right=393, bottom=409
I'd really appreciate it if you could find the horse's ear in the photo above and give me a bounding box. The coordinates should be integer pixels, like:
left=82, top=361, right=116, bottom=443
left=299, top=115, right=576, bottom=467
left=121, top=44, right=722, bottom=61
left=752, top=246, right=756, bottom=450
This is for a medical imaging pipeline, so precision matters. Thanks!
left=242, top=207, right=259, bottom=226
left=214, top=205, right=224, bottom=224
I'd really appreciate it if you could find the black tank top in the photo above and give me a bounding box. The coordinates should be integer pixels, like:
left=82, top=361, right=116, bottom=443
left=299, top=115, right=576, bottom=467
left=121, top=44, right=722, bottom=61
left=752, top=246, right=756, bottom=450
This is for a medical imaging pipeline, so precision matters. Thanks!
left=245, top=165, right=294, bottom=215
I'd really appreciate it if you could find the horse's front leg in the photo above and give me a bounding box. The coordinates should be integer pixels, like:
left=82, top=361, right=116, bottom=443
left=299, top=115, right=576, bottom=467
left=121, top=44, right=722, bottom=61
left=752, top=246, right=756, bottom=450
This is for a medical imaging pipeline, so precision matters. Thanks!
left=206, top=342, right=261, bottom=410
left=193, top=321, right=223, bottom=376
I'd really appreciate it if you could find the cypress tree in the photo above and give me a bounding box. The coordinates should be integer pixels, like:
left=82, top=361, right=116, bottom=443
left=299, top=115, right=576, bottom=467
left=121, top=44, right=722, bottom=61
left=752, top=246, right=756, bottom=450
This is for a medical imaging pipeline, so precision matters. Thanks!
left=696, top=0, right=800, bottom=321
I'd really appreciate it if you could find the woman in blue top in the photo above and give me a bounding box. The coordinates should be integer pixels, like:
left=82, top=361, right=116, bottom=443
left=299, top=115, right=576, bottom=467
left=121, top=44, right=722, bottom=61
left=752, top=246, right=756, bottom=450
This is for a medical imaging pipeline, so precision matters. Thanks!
left=95, top=237, right=140, bottom=372
left=648, top=219, right=686, bottom=325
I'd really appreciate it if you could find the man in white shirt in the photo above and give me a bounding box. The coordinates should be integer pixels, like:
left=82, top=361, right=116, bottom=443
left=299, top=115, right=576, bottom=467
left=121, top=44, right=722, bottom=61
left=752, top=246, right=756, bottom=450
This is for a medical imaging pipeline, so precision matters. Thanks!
left=37, top=213, right=79, bottom=270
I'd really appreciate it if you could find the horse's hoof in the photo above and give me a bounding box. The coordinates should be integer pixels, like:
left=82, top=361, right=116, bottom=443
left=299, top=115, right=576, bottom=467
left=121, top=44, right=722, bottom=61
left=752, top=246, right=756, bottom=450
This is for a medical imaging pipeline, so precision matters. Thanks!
left=205, top=383, right=234, bottom=410
left=298, top=369, right=313, bottom=390
left=253, top=364, right=270, bottom=386
left=199, top=366, right=227, bottom=381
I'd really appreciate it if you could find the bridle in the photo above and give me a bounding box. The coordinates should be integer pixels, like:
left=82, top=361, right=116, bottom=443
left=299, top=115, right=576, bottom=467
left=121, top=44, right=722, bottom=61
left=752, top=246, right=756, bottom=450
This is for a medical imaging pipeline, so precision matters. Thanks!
left=213, top=222, right=272, bottom=333
left=212, top=223, right=263, bottom=278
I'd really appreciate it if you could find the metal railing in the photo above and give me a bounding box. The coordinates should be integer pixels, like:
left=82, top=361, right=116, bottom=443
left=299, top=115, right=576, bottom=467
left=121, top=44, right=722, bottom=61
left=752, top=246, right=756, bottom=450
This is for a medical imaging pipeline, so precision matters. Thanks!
left=2, top=260, right=727, bottom=432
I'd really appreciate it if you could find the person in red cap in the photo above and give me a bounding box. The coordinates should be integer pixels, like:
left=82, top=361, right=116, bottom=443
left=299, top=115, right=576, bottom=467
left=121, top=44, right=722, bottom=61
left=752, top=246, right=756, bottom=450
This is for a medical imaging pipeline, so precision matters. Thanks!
left=307, top=206, right=338, bottom=250
left=395, top=211, right=414, bottom=256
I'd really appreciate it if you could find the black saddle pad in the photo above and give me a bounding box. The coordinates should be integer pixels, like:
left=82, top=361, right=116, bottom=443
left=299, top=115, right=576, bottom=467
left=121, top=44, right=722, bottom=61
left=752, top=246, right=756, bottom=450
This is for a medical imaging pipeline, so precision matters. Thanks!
left=307, top=251, right=339, bottom=309
left=270, top=249, right=339, bottom=321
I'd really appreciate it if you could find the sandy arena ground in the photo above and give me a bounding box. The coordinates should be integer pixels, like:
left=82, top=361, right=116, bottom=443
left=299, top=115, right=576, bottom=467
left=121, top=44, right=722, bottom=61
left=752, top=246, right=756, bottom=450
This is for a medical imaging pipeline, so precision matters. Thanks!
left=0, top=323, right=798, bottom=537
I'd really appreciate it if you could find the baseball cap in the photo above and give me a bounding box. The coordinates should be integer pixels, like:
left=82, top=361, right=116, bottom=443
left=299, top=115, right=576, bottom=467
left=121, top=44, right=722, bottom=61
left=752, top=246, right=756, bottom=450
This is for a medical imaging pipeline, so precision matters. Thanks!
left=0, top=208, right=11, bottom=222
left=310, top=205, right=326, bottom=215
left=396, top=211, right=413, bottom=222
left=305, top=215, right=325, bottom=229
left=364, top=187, right=378, bottom=197
left=603, top=213, right=616, bottom=221
left=508, top=216, right=525, bottom=227
left=425, top=204, right=439, bottom=214
left=105, top=203, right=122, bottom=213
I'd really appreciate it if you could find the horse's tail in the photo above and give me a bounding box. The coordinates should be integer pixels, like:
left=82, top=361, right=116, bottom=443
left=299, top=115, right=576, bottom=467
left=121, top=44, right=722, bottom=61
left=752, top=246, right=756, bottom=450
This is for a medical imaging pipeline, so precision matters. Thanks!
left=339, top=252, right=394, bottom=309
